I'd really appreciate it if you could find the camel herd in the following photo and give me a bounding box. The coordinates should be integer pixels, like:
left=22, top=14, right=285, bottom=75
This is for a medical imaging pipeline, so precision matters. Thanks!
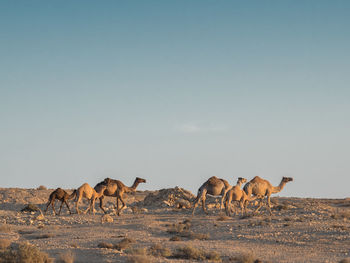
left=44, top=176, right=293, bottom=217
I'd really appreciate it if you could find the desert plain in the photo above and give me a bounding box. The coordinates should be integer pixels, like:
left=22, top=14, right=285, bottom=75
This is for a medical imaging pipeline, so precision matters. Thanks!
left=0, top=186, right=349, bottom=263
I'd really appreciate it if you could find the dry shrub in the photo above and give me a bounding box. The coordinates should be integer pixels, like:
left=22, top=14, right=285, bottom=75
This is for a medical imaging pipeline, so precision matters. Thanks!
left=115, top=238, right=134, bottom=251
left=57, top=250, right=74, bottom=263
left=169, top=236, right=181, bottom=241
left=98, top=242, right=114, bottom=249
left=37, top=186, right=47, bottom=190
left=127, top=248, right=150, bottom=263
left=0, top=242, right=53, bottom=263
left=172, top=245, right=221, bottom=261
left=70, top=243, right=79, bottom=248
left=331, top=211, right=350, bottom=220
left=233, top=253, right=261, bottom=263
left=148, top=243, right=172, bottom=258
left=0, top=224, right=11, bottom=233
left=0, top=239, right=11, bottom=249
left=34, top=233, right=54, bottom=239
left=21, top=204, right=40, bottom=213
left=180, top=231, right=209, bottom=240
left=167, top=220, right=191, bottom=234
left=217, top=215, right=230, bottom=221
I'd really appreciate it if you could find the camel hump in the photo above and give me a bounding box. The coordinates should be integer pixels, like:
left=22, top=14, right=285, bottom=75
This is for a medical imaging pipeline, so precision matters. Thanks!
left=250, top=176, right=262, bottom=182
left=207, top=176, right=219, bottom=184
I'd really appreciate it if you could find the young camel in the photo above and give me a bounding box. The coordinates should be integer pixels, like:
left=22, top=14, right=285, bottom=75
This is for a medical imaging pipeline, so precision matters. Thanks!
left=243, top=176, right=293, bottom=215
left=96, top=177, right=146, bottom=216
left=224, top=177, right=248, bottom=217
left=192, top=176, right=232, bottom=215
left=74, top=182, right=109, bottom=215
left=45, top=188, right=76, bottom=215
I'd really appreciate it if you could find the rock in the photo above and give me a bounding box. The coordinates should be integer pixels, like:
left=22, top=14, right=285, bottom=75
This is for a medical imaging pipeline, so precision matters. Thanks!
left=101, top=214, right=113, bottom=223
left=36, top=214, right=45, bottom=221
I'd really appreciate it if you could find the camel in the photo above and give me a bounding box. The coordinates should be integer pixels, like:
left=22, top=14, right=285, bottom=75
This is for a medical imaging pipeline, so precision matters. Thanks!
left=45, top=188, right=76, bottom=215
left=224, top=177, right=248, bottom=217
left=74, top=182, right=109, bottom=215
left=243, top=176, right=293, bottom=215
left=96, top=177, right=146, bottom=216
left=192, top=176, right=232, bottom=215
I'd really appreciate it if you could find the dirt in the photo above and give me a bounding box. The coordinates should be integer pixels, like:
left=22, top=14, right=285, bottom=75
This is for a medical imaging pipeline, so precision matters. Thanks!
left=0, top=187, right=349, bottom=262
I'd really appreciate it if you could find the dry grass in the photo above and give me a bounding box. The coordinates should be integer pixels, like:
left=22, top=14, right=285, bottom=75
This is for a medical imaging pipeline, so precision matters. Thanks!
left=37, top=185, right=47, bottom=190
left=21, top=204, right=40, bottom=212
left=0, top=224, right=12, bottom=233
left=57, top=250, right=75, bottom=263
left=0, top=242, right=53, bottom=263
left=331, top=211, right=350, bottom=220
left=34, top=233, right=54, bottom=239
left=98, top=242, right=114, bottom=249
left=172, top=245, right=221, bottom=261
left=0, top=239, right=11, bottom=250
left=126, top=247, right=150, bottom=263
left=148, top=243, right=172, bottom=258
left=232, top=253, right=262, bottom=263
left=217, top=215, right=231, bottom=221
left=115, top=238, right=135, bottom=251
left=166, top=220, right=191, bottom=234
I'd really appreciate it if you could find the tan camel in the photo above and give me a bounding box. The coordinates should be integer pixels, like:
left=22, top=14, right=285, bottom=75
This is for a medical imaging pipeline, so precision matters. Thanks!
left=192, top=176, right=232, bottom=215
left=45, top=188, right=76, bottom=215
left=243, top=176, right=293, bottom=215
left=96, top=177, right=146, bottom=216
left=224, top=177, right=248, bottom=217
left=74, top=182, right=109, bottom=215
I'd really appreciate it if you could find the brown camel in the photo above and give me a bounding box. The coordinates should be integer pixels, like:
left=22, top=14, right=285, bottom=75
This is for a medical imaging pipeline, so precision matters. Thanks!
left=45, top=188, right=76, bottom=215
left=192, top=176, right=232, bottom=215
left=224, top=177, right=248, bottom=217
left=74, top=182, right=109, bottom=215
left=243, top=176, right=293, bottom=215
left=97, top=177, right=146, bottom=216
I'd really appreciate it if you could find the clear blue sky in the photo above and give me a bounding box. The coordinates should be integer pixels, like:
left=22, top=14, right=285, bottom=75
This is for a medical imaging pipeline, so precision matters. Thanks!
left=1, top=1, right=349, bottom=198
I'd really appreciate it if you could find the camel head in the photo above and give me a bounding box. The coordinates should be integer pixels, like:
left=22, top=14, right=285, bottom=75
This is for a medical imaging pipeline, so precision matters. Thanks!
left=135, top=177, right=146, bottom=184
left=237, top=177, right=247, bottom=184
left=282, top=177, right=293, bottom=183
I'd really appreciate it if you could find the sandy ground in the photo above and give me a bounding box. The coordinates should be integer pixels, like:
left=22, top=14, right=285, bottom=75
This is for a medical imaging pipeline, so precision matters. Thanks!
left=0, top=187, right=349, bottom=263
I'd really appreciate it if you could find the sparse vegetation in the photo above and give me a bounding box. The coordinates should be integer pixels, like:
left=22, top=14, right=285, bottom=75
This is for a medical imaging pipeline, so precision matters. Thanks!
left=171, top=245, right=222, bottom=261
left=57, top=250, right=74, bottom=263
left=98, top=242, right=114, bottom=249
left=232, top=253, right=262, bottom=263
left=21, top=204, right=40, bottom=213
left=37, top=186, right=47, bottom=190
left=0, top=242, right=53, bottom=263
left=126, top=247, right=150, bottom=263
left=0, top=224, right=12, bottom=233
left=331, top=211, right=350, bottom=220
left=0, top=239, right=11, bottom=250
left=115, top=238, right=135, bottom=251
left=148, top=243, right=172, bottom=258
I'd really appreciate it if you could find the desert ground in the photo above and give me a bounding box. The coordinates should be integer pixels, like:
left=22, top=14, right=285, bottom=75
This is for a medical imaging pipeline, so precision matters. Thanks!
left=0, top=186, right=349, bottom=263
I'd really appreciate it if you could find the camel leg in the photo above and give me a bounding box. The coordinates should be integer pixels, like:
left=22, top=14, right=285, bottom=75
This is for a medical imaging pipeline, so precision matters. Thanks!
left=64, top=201, right=72, bottom=214
left=84, top=199, right=91, bottom=214
left=266, top=195, right=273, bottom=215
left=44, top=200, right=51, bottom=215
left=191, top=196, right=200, bottom=215
left=58, top=201, right=64, bottom=215
left=254, top=198, right=264, bottom=213
left=51, top=199, right=58, bottom=215
left=116, top=197, right=126, bottom=216
left=99, top=196, right=107, bottom=214
left=76, top=197, right=82, bottom=214
left=225, top=195, right=232, bottom=216
left=202, top=195, right=208, bottom=214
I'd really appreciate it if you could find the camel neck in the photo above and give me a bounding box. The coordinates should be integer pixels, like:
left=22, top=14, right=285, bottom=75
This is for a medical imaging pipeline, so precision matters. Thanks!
left=272, top=181, right=287, bottom=194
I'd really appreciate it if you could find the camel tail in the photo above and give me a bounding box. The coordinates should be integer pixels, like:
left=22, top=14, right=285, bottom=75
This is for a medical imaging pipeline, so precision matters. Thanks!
left=69, top=189, right=77, bottom=201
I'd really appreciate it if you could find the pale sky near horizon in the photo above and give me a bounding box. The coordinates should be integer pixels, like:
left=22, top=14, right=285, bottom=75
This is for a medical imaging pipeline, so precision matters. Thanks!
left=1, top=1, right=349, bottom=198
